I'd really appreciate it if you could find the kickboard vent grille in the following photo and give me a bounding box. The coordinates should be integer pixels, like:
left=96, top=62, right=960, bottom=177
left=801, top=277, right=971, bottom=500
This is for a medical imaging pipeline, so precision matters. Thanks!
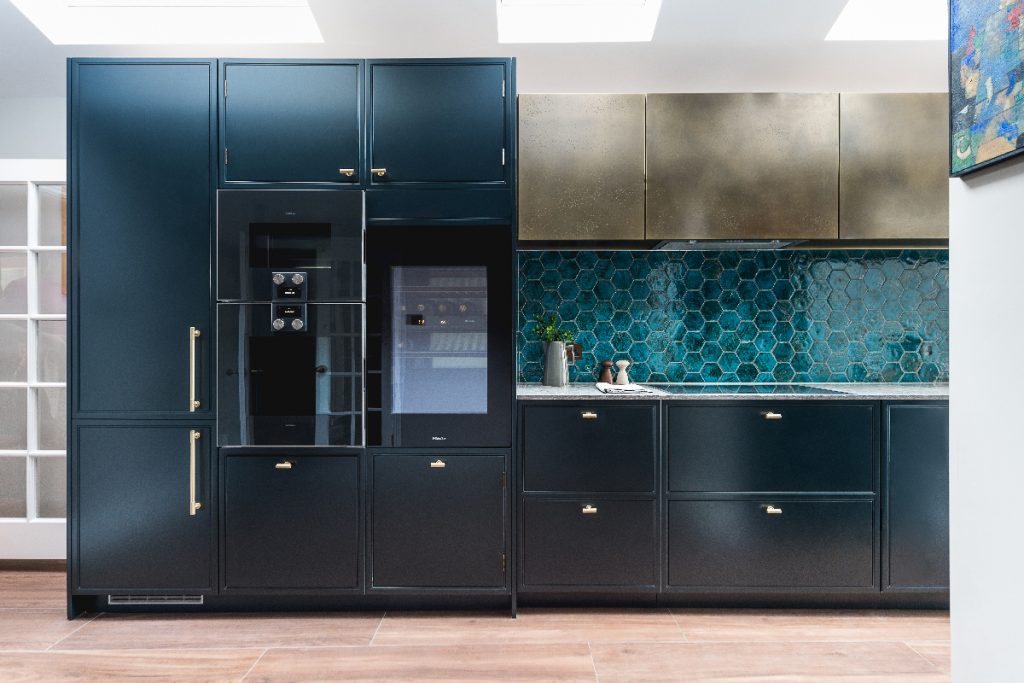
left=107, top=594, right=204, bottom=606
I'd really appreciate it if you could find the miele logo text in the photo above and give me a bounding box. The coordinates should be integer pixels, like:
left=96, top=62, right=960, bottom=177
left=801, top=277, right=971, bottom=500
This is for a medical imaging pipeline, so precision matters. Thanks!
left=431, top=436, right=447, bottom=441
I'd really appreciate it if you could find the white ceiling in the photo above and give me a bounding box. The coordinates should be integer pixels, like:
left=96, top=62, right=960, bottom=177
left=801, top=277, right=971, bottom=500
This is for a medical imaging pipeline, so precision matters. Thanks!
left=0, top=0, right=948, bottom=98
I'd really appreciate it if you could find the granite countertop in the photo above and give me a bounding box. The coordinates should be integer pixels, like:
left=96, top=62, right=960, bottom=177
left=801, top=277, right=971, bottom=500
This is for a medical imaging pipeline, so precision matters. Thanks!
left=516, top=382, right=950, bottom=401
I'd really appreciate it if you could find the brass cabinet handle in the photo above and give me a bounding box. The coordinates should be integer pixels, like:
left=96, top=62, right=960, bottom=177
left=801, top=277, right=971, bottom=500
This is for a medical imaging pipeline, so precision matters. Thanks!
left=371, top=167, right=387, bottom=178
left=582, top=504, right=598, bottom=514
left=764, top=505, right=783, bottom=515
left=338, top=168, right=356, bottom=177
left=189, top=327, right=201, bottom=412
left=763, top=411, right=783, bottom=420
left=275, top=461, right=293, bottom=470
left=430, top=459, right=446, bottom=468
left=189, top=430, right=202, bottom=516
left=581, top=411, right=598, bottom=420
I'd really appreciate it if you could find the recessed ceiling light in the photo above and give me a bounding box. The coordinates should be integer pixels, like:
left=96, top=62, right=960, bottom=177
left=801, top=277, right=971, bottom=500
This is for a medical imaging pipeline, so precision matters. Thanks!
left=825, top=0, right=946, bottom=41
left=10, top=0, right=324, bottom=45
left=496, top=0, right=663, bottom=43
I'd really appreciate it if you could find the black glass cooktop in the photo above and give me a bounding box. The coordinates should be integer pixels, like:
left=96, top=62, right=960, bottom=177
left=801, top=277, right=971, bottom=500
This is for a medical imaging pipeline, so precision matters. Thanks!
left=651, top=384, right=846, bottom=396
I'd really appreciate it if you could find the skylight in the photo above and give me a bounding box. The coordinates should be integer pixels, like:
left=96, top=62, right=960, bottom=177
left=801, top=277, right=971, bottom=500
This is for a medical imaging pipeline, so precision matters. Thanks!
left=11, top=0, right=324, bottom=45
left=825, top=0, right=946, bottom=41
left=496, top=0, right=663, bottom=43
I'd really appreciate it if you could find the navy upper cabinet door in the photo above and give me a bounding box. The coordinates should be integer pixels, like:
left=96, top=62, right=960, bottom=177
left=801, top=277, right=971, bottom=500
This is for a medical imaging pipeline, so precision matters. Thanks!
left=368, top=61, right=509, bottom=184
left=222, top=62, right=362, bottom=184
left=71, top=60, right=215, bottom=418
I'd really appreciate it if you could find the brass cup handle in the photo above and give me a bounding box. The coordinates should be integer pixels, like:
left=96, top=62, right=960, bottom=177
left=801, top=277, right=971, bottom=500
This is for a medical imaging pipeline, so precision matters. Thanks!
left=430, top=459, right=447, bottom=469
left=371, top=167, right=387, bottom=178
left=581, top=411, right=598, bottom=420
left=581, top=504, right=598, bottom=514
left=189, top=327, right=201, bottom=412
left=338, top=168, right=356, bottom=177
left=189, top=430, right=202, bottom=516
left=275, top=461, right=293, bottom=470
left=763, top=411, right=783, bottom=420
left=764, top=505, right=783, bottom=515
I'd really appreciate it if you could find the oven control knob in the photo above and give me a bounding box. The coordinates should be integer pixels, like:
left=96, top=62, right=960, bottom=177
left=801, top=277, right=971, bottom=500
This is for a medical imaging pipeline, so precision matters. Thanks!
left=291, top=273, right=304, bottom=285
left=291, top=318, right=304, bottom=331
left=272, top=318, right=286, bottom=331
left=272, top=273, right=286, bottom=285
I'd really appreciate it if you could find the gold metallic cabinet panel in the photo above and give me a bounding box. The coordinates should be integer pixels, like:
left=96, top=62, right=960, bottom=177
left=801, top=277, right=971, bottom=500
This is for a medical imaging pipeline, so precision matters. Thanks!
left=518, top=94, right=646, bottom=241
left=646, top=93, right=840, bottom=240
left=839, top=93, right=949, bottom=239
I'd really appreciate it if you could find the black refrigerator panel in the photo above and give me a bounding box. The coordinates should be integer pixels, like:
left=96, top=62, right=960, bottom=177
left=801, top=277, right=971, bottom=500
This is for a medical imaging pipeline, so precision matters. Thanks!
left=367, top=226, right=513, bottom=448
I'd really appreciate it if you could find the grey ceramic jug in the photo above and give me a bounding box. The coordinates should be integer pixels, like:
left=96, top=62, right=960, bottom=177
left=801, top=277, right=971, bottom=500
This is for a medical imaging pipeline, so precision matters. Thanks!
left=542, top=341, right=569, bottom=387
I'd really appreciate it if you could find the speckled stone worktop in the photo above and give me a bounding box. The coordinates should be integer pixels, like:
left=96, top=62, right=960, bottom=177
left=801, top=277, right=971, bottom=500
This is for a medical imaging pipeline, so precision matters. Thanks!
left=516, top=383, right=950, bottom=401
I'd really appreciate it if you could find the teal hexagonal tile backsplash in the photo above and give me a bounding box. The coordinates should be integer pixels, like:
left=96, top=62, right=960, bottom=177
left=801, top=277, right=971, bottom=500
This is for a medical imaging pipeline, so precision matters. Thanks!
left=517, top=250, right=949, bottom=383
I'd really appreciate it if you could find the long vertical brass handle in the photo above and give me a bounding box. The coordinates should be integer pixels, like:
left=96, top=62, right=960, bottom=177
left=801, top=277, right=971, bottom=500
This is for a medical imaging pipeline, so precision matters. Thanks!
left=189, top=327, right=201, bottom=412
left=189, top=430, right=202, bottom=516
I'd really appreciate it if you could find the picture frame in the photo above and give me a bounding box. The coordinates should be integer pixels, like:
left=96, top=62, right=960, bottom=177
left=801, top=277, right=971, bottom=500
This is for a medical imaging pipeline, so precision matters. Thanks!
left=949, top=0, right=1024, bottom=176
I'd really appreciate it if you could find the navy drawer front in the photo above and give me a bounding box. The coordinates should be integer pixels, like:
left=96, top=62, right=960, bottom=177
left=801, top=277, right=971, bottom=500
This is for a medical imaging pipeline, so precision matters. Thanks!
left=224, top=454, right=359, bottom=590
left=523, top=499, right=656, bottom=588
left=667, top=499, right=875, bottom=589
left=667, top=403, right=875, bottom=493
left=522, top=404, right=657, bottom=493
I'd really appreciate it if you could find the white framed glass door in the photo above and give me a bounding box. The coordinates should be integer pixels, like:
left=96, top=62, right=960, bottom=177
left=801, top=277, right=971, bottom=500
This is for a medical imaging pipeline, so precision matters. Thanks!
left=0, top=159, right=66, bottom=559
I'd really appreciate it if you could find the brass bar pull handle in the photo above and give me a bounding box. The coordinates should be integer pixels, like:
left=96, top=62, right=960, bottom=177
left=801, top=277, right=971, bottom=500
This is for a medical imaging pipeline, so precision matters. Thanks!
left=430, top=459, right=446, bottom=469
left=189, top=430, right=202, bottom=516
left=189, top=326, right=201, bottom=412
left=581, top=411, right=598, bottom=420
left=275, top=461, right=293, bottom=470
left=338, top=168, right=355, bottom=177
left=371, top=167, right=387, bottom=178
left=582, top=504, right=598, bottom=514
left=763, top=411, right=783, bottom=420
left=764, top=505, right=783, bottom=515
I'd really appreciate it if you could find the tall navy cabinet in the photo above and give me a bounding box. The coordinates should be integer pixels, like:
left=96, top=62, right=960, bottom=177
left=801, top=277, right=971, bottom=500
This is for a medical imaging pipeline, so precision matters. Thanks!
left=69, top=60, right=218, bottom=614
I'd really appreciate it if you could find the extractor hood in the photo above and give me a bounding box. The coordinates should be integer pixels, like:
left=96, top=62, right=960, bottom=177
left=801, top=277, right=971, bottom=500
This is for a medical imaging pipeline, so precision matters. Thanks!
left=654, top=239, right=803, bottom=251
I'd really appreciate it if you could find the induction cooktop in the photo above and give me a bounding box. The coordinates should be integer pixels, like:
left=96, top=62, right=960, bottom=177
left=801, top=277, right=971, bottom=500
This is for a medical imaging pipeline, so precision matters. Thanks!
left=651, top=384, right=847, bottom=396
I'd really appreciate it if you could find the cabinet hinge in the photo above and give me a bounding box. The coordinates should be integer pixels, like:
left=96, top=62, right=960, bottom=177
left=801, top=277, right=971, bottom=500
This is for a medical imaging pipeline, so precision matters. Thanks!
left=501, top=148, right=506, bottom=166
left=223, top=79, right=228, bottom=98
left=224, top=147, right=229, bottom=166
left=502, top=553, right=507, bottom=572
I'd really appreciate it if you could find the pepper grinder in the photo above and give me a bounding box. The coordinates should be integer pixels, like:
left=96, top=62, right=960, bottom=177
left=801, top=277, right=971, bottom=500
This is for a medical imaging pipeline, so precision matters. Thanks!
left=599, top=361, right=614, bottom=384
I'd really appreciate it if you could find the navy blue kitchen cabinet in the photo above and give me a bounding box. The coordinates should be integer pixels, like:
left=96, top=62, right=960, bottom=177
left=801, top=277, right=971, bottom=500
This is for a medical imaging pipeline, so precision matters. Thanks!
left=222, top=451, right=361, bottom=592
left=518, top=402, right=660, bottom=595
left=366, top=60, right=511, bottom=185
left=220, top=61, right=362, bottom=184
left=72, top=425, right=214, bottom=593
left=884, top=402, right=950, bottom=590
left=70, top=60, right=216, bottom=418
left=667, top=498, right=876, bottom=589
left=371, top=454, right=507, bottom=589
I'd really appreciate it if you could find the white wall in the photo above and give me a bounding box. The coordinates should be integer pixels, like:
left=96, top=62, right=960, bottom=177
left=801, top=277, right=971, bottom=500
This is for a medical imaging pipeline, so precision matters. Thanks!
left=0, top=97, right=66, bottom=159
left=949, top=155, right=1024, bottom=683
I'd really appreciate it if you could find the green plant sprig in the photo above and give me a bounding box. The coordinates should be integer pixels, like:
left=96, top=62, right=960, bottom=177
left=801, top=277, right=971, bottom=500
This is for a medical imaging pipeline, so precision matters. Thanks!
left=532, top=314, right=575, bottom=344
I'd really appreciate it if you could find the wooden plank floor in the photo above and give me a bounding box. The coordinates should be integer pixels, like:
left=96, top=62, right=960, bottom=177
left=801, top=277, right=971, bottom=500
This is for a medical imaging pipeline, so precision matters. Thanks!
left=0, top=569, right=950, bottom=682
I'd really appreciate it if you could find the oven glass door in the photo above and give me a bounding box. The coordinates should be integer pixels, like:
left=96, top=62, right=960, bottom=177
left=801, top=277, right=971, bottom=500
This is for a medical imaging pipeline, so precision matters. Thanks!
left=218, top=303, right=363, bottom=446
left=218, top=190, right=363, bottom=302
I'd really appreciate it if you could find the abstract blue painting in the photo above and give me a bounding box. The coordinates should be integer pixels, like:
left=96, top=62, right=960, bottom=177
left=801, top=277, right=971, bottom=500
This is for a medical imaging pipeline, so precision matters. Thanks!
left=950, top=0, right=1024, bottom=175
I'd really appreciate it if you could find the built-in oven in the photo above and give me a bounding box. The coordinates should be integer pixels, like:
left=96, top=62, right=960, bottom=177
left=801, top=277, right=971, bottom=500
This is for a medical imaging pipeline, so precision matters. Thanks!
left=217, top=303, right=363, bottom=446
left=216, top=188, right=365, bottom=447
left=217, top=189, right=363, bottom=302
left=366, top=225, right=513, bottom=448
